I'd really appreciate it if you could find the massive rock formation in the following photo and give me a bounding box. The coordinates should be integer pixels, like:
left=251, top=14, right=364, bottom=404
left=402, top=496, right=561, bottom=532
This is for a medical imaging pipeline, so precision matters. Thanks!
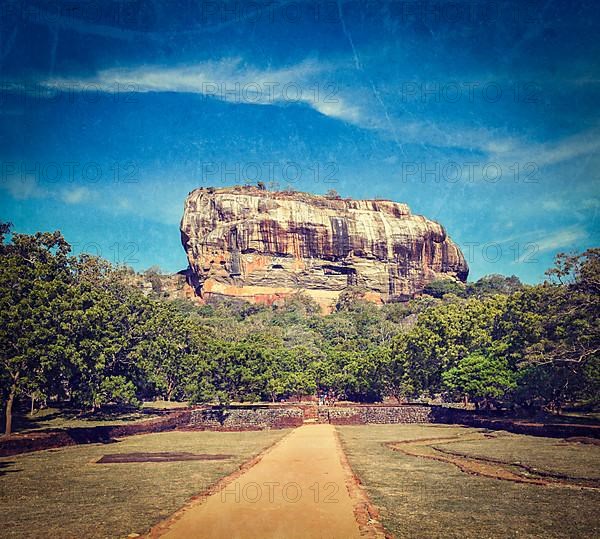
left=180, top=186, right=468, bottom=311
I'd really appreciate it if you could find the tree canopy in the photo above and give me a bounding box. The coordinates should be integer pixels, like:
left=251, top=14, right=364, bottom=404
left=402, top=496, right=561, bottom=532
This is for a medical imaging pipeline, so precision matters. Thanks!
left=1, top=223, right=598, bottom=434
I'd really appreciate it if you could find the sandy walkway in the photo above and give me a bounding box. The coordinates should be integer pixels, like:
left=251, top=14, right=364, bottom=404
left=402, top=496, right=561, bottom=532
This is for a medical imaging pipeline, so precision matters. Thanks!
left=151, top=424, right=363, bottom=539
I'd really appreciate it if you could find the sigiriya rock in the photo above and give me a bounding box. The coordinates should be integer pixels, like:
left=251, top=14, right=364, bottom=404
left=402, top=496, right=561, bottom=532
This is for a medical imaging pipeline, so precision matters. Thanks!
left=180, top=186, right=468, bottom=311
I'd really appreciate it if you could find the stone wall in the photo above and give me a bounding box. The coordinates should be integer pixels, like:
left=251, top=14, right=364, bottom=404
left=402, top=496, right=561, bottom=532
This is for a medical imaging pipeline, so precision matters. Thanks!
left=319, top=405, right=600, bottom=438
left=188, top=406, right=304, bottom=431
left=320, top=405, right=444, bottom=425
left=6, top=405, right=594, bottom=458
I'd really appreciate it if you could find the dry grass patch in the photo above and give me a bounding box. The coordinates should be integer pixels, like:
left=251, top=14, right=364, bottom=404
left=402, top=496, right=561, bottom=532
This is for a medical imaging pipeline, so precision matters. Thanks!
left=338, top=424, right=600, bottom=539
left=432, top=431, right=600, bottom=482
left=0, top=429, right=289, bottom=538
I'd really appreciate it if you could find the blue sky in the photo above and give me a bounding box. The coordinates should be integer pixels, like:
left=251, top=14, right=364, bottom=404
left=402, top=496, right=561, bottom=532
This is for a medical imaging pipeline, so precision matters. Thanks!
left=1, top=0, right=599, bottom=282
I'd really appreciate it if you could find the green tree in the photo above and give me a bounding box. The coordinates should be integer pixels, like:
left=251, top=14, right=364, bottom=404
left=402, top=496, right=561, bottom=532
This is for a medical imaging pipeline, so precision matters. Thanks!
left=393, top=296, right=507, bottom=397
left=422, top=278, right=466, bottom=299
left=443, top=353, right=516, bottom=408
left=381, top=346, right=414, bottom=402
left=335, top=286, right=370, bottom=312
left=143, top=265, right=164, bottom=295
left=0, top=228, right=72, bottom=435
left=131, top=302, right=198, bottom=402
left=504, top=250, right=600, bottom=412
left=467, top=274, right=523, bottom=298
left=63, top=256, right=150, bottom=410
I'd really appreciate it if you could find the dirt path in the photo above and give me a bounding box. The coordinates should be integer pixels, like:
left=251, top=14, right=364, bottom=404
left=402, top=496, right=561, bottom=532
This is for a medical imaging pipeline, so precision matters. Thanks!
left=149, top=424, right=373, bottom=539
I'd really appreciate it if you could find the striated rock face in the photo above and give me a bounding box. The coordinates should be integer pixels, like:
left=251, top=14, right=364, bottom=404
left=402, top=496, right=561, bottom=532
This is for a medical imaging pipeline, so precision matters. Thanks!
left=180, top=186, right=468, bottom=311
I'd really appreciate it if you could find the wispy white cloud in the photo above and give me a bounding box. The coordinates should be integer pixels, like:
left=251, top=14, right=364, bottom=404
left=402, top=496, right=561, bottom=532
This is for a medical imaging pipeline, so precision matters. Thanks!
left=61, top=186, right=94, bottom=204
left=490, top=128, right=600, bottom=168
left=41, top=58, right=365, bottom=125
left=581, top=197, right=600, bottom=210
left=310, top=98, right=363, bottom=124
left=28, top=57, right=600, bottom=169
left=492, top=225, right=589, bottom=252
left=379, top=120, right=600, bottom=170
left=1, top=178, right=97, bottom=206
left=535, top=226, right=588, bottom=253
left=3, top=177, right=48, bottom=200
left=541, top=199, right=563, bottom=212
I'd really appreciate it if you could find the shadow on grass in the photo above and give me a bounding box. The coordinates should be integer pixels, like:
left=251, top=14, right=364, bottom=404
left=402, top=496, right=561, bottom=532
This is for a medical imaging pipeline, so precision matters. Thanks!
left=0, top=461, right=20, bottom=476
left=66, top=428, right=123, bottom=445
left=2, top=408, right=65, bottom=433
left=1, top=403, right=163, bottom=435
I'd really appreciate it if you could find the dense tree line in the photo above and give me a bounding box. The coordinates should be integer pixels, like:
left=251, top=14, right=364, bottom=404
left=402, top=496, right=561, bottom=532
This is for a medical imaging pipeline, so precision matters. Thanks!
left=1, top=224, right=598, bottom=435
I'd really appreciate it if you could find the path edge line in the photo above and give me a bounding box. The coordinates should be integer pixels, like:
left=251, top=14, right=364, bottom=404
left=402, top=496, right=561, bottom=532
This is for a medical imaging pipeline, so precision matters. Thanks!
left=143, top=428, right=297, bottom=538
left=333, top=427, right=393, bottom=539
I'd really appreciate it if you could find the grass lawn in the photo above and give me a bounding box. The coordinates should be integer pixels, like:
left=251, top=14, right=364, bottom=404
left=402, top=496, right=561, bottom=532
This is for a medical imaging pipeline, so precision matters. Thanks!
left=0, top=429, right=289, bottom=538
left=338, top=424, right=600, bottom=539
left=559, top=411, right=600, bottom=422
left=142, top=400, right=190, bottom=410
left=4, top=401, right=194, bottom=434
left=431, top=431, right=600, bottom=481
left=4, top=406, right=162, bottom=434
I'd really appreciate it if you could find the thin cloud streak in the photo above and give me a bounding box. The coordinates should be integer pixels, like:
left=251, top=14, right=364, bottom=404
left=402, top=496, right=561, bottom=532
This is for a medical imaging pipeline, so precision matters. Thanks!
left=27, top=58, right=600, bottom=171
left=42, top=58, right=365, bottom=125
left=535, top=226, right=589, bottom=253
